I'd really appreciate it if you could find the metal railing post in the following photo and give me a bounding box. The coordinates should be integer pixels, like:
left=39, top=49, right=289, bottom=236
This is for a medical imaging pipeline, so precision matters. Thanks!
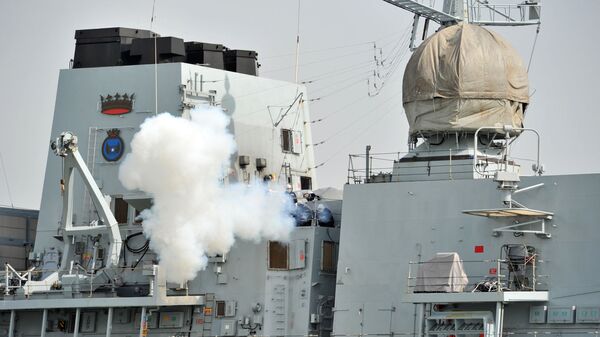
left=407, top=262, right=412, bottom=294
left=497, top=259, right=501, bottom=292
left=8, top=310, right=15, bottom=337
left=5, top=263, right=9, bottom=296
left=449, top=148, right=453, bottom=180
left=40, top=309, right=48, bottom=337
left=139, top=307, right=147, bottom=337
left=106, top=307, right=114, bottom=337
left=27, top=270, right=31, bottom=297
left=532, top=256, right=536, bottom=291
left=74, top=308, right=81, bottom=337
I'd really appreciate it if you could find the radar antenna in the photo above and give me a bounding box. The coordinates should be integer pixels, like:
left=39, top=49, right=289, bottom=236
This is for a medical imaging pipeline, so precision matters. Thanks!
left=382, top=0, right=541, bottom=50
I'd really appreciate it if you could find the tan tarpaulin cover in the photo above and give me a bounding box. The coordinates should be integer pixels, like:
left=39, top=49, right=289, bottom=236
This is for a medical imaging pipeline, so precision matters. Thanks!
left=403, top=23, right=529, bottom=135
left=415, top=252, right=469, bottom=292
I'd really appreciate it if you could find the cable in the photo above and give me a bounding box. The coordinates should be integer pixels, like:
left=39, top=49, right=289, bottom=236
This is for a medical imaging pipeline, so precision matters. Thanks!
left=298, top=30, right=411, bottom=84
left=269, top=93, right=304, bottom=127
left=212, top=28, right=410, bottom=106
left=125, top=232, right=149, bottom=253
left=311, top=102, right=399, bottom=169
left=125, top=232, right=150, bottom=270
left=302, top=64, right=374, bottom=85
left=304, top=31, right=411, bottom=101
left=131, top=248, right=149, bottom=270
left=311, top=90, right=402, bottom=147
left=527, top=24, right=541, bottom=72
left=307, top=75, right=370, bottom=102
left=261, top=28, right=409, bottom=60
left=0, top=151, right=14, bottom=208
left=366, top=28, right=412, bottom=96
left=263, top=41, right=375, bottom=60
left=309, top=93, right=369, bottom=124
left=262, top=47, right=375, bottom=75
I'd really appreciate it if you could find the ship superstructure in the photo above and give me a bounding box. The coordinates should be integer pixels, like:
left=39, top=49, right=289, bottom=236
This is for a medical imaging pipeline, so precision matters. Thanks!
left=0, top=28, right=341, bottom=337
left=2, top=2, right=600, bottom=337
left=334, top=2, right=600, bottom=337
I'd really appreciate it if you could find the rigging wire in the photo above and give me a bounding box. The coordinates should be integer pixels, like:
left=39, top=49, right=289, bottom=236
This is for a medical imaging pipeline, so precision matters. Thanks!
left=304, top=30, right=412, bottom=102
left=308, top=93, right=370, bottom=124
left=269, top=93, right=304, bottom=127
left=267, top=26, right=411, bottom=77
left=262, top=41, right=375, bottom=60
left=0, top=151, right=14, bottom=208
left=368, top=43, right=411, bottom=95
left=307, top=74, right=371, bottom=102
left=298, top=29, right=411, bottom=83
left=527, top=24, right=541, bottom=73
left=310, top=93, right=402, bottom=148
left=213, top=26, right=411, bottom=107
left=300, top=60, right=375, bottom=84
left=311, top=100, right=399, bottom=169
left=277, top=93, right=306, bottom=182
left=261, top=28, right=408, bottom=60
left=262, top=47, right=375, bottom=75
left=306, top=70, right=373, bottom=99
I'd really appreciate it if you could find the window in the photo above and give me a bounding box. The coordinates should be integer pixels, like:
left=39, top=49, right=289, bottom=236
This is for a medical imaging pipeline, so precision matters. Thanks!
left=268, top=241, right=289, bottom=270
left=114, top=197, right=129, bottom=224
left=281, top=129, right=293, bottom=153
left=216, top=300, right=226, bottom=317
left=321, top=241, right=337, bottom=273
left=215, top=300, right=237, bottom=317
left=300, top=176, right=312, bottom=190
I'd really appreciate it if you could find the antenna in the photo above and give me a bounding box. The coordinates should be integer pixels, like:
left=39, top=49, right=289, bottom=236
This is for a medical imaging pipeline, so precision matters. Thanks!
left=382, top=0, right=541, bottom=50
left=294, top=0, right=301, bottom=83
left=151, top=0, right=158, bottom=115
left=0, top=151, right=14, bottom=208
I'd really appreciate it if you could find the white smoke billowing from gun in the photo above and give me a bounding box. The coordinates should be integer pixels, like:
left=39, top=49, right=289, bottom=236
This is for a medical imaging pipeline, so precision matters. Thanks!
left=118, top=107, right=294, bottom=283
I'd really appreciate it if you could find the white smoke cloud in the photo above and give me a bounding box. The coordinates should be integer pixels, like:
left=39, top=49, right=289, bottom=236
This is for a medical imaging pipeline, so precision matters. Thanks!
left=118, top=107, right=294, bottom=283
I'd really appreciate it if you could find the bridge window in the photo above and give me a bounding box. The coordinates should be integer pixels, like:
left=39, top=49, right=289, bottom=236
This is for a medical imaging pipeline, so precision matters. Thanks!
left=268, top=241, right=288, bottom=270
left=321, top=241, right=337, bottom=272
left=114, top=197, right=129, bottom=224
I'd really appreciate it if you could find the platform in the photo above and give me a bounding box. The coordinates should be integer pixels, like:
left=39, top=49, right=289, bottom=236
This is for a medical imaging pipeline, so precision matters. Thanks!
left=403, top=291, right=549, bottom=303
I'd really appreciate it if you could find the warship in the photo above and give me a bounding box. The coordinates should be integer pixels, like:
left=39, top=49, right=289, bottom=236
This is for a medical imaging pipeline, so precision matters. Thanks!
left=2, top=1, right=600, bottom=337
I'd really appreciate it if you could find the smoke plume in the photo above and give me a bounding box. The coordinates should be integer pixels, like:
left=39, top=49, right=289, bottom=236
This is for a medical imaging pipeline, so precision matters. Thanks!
left=118, top=107, right=294, bottom=283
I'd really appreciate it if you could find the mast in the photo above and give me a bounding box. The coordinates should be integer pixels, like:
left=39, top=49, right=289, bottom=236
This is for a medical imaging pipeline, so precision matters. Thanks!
left=382, top=0, right=541, bottom=50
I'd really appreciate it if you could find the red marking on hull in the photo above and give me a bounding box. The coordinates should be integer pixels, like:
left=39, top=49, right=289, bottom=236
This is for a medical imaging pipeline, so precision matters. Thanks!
left=102, top=108, right=130, bottom=115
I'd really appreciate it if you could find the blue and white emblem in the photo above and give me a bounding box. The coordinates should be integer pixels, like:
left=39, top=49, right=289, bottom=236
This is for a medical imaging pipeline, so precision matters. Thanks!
left=102, top=128, right=124, bottom=162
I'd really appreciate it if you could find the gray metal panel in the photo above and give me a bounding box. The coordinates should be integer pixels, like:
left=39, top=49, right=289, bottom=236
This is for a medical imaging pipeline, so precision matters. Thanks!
left=576, top=307, right=600, bottom=323
left=529, top=305, right=547, bottom=323
left=220, top=319, right=237, bottom=336
left=0, top=207, right=39, bottom=218
left=334, top=174, right=600, bottom=336
left=547, top=307, right=575, bottom=324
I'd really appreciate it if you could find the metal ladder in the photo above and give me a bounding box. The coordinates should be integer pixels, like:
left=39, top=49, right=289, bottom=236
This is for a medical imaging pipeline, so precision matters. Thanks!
left=381, top=0, right=460, bottom=24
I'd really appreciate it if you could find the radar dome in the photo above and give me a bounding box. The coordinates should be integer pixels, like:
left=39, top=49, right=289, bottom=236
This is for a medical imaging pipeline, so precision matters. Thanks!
left=402, top=23, right=529, bottom=136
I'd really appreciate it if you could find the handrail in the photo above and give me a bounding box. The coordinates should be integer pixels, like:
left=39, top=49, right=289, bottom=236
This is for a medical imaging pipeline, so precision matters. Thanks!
left=473, top=126, right=541, bottom=178
left=2, top=265, right=161, bottom=297
left=406, top=256, right=544, bottom=294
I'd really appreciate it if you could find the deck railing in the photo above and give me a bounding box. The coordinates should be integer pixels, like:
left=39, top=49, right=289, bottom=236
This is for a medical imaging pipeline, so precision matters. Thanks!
left=406, top=256, right=544, bottom=294
left=0, top=263, right=178, bottom=298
